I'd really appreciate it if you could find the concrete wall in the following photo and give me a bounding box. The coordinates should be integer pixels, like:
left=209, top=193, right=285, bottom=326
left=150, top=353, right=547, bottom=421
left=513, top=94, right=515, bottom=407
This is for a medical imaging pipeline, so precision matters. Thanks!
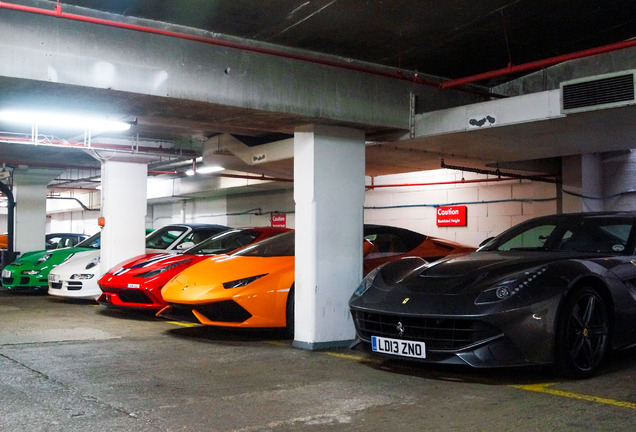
left=364, top=169, right=558, bottom=247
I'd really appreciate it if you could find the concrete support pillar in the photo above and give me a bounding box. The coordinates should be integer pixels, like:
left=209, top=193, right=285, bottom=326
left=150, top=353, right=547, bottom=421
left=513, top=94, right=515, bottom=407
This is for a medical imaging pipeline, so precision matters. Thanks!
left=293, top=124, right=365, bottom=350
left=12, top=168, right=62, bottom=254
left=100, top=161, right=147, bottom=276
left=562, top=154, right=603, bottom=213
left=601, top=150, right=636, bottom=211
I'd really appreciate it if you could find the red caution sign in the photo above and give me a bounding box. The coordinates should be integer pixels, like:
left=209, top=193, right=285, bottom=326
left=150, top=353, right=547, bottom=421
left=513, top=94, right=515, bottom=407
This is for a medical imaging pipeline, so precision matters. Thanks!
left=436, top=206, right=467, bottom=227
left=271, top=213, right=287, bottom=228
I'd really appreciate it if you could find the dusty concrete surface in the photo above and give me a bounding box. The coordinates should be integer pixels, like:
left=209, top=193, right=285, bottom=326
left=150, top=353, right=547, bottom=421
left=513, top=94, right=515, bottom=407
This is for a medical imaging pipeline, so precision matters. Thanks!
left=1, top=291, right=635, bottom=432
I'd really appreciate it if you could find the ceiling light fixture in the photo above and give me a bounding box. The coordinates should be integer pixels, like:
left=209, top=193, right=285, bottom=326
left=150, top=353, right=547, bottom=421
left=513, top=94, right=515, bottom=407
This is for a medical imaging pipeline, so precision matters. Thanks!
left=0, top=110, right=132, bottom=131
left=185, top=165, right=224, bottom=176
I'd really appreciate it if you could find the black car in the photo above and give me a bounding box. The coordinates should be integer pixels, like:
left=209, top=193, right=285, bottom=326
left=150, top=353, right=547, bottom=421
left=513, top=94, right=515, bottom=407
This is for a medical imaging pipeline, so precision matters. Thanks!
left=349, top=212, right=636, bottom=378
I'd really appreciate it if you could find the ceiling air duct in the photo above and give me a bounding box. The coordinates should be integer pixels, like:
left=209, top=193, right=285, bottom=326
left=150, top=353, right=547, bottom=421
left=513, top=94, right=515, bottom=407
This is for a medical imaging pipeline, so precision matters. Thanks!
left=561, top=70, right=636, bottom=114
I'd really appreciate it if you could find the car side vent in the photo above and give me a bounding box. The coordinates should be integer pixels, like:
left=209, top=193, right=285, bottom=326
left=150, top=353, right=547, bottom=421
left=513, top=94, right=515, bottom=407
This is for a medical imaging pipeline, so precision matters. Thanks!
left=561, top=71, right=636, bottom=114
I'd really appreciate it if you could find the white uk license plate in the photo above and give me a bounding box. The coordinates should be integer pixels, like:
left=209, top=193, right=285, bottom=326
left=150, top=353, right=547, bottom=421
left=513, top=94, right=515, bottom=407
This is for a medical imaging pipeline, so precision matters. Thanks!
left=48, top=274, right=60, bottom=283
left=1, top=269, right=11, bottom=278
left=371, top=336, right=426, bottom=359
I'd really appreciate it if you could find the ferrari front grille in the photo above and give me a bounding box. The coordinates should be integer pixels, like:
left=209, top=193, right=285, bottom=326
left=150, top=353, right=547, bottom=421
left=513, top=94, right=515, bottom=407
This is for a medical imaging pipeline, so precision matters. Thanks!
left=352, top=310, right=500, bottom=350
left=118, top=289, right=153, bottom=304
left=195, top=300, right=252, bottom=323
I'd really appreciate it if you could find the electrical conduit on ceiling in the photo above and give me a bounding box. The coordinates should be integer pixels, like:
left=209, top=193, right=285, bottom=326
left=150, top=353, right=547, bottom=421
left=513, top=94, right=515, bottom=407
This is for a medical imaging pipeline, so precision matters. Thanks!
left=2, top=1, right=635, bottom=89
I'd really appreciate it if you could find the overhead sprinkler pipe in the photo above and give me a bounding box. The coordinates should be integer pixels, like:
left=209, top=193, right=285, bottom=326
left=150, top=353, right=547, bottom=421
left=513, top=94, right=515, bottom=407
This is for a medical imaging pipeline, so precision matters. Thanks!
left=440, top=38, right=636, bottom=89
left=3, top=2, right=635, bottom=98
left=0, top=1, right=441, bottom=87
left=366, top=176, right=515, bottom=190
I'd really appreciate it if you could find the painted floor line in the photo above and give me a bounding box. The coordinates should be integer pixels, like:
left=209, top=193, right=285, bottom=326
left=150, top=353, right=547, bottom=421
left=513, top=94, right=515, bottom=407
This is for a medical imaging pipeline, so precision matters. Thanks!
left=166, top=321, right=200, bottom=328
left=325, top=352, right=382, bottom=363
left=325, top=352, right=636, bottom=410
left=510, top=383, right=636, bottom=410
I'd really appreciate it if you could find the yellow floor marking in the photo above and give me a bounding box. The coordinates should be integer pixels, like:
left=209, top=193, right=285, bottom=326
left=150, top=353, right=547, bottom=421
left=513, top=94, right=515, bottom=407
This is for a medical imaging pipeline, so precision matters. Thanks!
left=325, top=352, right=368, bottom=361
left=324, top=353, right=636, bottom=410
left=166, top=321, right=200, bottom=328
left=511, top=383, right=636, bottom=410
left=324, top=352, right=384, bottom=365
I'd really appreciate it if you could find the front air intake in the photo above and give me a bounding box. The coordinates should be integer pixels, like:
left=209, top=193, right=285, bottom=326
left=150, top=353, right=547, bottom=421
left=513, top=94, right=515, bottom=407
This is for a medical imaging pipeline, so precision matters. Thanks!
left=561, top=71, right=636, bottom=114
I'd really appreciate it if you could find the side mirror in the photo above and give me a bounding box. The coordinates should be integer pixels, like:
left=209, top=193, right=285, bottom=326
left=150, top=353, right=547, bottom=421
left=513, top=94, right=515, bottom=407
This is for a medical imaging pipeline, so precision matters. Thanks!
left=176, top=241, right=195, bottom=250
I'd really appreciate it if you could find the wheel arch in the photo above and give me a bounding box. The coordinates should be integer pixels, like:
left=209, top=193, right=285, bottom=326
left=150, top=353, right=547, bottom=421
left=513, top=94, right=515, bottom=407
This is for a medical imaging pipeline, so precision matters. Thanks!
left=558, top=275, right=615, bottom=341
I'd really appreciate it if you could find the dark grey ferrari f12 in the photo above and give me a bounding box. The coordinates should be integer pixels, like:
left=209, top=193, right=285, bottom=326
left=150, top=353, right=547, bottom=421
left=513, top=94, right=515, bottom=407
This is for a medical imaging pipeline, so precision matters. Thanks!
left=349, top=212, right=636, bottom=378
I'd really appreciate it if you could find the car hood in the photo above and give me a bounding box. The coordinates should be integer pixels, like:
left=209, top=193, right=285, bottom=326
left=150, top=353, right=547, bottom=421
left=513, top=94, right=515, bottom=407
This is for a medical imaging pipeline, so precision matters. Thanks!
left=50, top=250, right=101, bottom=275
left=379, top=250, right=601, bottom=295
left=161, top=255, right=294, bottom=303
left=8, top=247, right=93, bottom=268
left=102, top=252, right=205, bottom=280
left=112, top=252, right=179, bottom=272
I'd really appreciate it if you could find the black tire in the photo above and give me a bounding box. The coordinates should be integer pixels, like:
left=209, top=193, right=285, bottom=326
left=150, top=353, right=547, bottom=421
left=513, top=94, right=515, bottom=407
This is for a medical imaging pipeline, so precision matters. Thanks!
left=555, top=286, right=610, bottom=379
left=285, top=286, right=295, bottom=339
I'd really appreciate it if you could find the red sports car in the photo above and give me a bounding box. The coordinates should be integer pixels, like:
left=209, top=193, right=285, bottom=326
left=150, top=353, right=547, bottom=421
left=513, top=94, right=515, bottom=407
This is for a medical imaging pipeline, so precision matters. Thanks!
left=97, top=227, right=290, bottom=311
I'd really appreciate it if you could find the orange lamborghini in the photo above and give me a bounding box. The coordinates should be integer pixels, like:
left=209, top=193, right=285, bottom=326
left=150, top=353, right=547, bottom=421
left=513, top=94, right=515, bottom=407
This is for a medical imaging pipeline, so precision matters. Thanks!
left=158, top=226, right=474, bottom=334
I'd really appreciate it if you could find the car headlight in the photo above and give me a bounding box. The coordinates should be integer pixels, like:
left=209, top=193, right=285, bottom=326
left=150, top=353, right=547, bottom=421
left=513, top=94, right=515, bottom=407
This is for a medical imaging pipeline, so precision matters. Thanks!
left=36, top=253, right=52, bottom=265
left=71, top=274, right=94, bottom=280
left=353, top=265, right=382, bottom=297
left=475, top=266, right=547, bottom=304
left=136, top=259, right=193, bottom=279
left=223, top=274, right=267, bottom=289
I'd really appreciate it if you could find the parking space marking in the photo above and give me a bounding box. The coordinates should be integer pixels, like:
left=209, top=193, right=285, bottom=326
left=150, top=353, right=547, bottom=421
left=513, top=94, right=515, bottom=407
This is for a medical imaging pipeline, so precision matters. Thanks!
left=324, top=353, right=636, bottom=410
left=166, top=321, right=199, bottom=328
left=510, top=383, right=636, bottom=410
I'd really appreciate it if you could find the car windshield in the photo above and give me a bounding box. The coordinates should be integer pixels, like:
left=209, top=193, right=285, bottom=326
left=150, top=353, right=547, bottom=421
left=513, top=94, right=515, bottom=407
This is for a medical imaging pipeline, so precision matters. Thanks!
left=233, top=231, right=294, bottom=257
left=75, top=232, right=101, bottom=249
left=481, top=215, right=635, bottom=254
left=144, top=226, right=188, bottom=249
left=186, top=229, right=260, bottom=255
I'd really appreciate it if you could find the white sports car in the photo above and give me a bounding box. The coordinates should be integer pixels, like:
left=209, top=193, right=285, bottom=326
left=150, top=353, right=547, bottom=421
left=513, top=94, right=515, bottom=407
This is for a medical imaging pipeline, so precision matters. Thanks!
left=47, top=224, right=229, bottom=300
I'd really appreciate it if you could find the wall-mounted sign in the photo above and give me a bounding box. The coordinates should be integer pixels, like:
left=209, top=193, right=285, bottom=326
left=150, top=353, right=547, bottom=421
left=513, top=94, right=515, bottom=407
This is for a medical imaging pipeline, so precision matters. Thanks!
left=271, top=213, right=286, bottom=228
left=436, top=206, right=467, bottom=227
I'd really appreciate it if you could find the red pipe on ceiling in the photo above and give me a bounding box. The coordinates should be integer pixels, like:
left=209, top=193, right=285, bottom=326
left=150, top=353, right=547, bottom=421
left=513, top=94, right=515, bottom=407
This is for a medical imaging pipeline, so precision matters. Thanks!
left=1, top=2, right=633, bottom=92
left=366, top=176, right=517, bottom=189
left=0, top=1, right=439, bottom=87
left=441, top=38, right=636, bottom=89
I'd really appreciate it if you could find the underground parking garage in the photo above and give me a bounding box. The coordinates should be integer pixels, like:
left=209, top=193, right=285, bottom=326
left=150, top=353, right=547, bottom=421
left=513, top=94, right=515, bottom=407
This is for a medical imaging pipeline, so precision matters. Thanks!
left=1, top=1, right=636, bottom=430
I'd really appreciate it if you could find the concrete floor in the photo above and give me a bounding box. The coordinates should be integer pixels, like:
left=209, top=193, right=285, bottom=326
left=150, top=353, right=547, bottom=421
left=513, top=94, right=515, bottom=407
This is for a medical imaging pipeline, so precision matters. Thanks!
left=1, top=291, right=635, bottom=432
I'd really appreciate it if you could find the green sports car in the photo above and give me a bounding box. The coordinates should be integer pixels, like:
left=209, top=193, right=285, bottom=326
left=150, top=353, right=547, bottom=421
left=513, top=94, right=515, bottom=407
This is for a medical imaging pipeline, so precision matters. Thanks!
left=1, top=232, right=101, bottom=292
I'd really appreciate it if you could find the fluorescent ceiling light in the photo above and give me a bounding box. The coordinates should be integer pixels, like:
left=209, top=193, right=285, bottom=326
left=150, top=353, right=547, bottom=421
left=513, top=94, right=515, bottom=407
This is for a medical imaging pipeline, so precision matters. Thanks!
left=0, top=110, right=131, bottom=131
left=185, top=165, right=224, bottom=176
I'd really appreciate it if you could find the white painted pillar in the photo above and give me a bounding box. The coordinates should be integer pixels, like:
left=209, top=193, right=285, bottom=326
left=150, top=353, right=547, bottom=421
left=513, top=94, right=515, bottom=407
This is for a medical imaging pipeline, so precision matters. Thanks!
left=12, top=168, right=62, bottom=254
left=562, top=154, right=603, bottom=212
left=293, top=124, right=365, bottom=350
left=100, top=161, right=147, bottom=276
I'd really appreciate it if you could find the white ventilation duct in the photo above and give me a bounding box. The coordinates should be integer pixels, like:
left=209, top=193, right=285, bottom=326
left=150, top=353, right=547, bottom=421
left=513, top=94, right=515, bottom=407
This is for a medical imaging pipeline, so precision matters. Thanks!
left=202, top=134, right=293, bottom=166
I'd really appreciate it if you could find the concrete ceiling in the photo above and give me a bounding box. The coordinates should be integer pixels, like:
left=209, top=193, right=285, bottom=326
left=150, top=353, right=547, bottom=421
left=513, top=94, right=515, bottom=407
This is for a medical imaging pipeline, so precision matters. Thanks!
left=1, top=0, right=636, bottom=185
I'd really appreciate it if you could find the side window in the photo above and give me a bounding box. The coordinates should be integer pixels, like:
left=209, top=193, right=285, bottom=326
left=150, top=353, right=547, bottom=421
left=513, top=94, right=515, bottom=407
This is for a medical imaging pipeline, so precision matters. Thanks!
left=364, top=233, right=409, bottom=258
left=560, top=222, right=632, bottom=253
left=497, top=224, right=557, bottom=251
